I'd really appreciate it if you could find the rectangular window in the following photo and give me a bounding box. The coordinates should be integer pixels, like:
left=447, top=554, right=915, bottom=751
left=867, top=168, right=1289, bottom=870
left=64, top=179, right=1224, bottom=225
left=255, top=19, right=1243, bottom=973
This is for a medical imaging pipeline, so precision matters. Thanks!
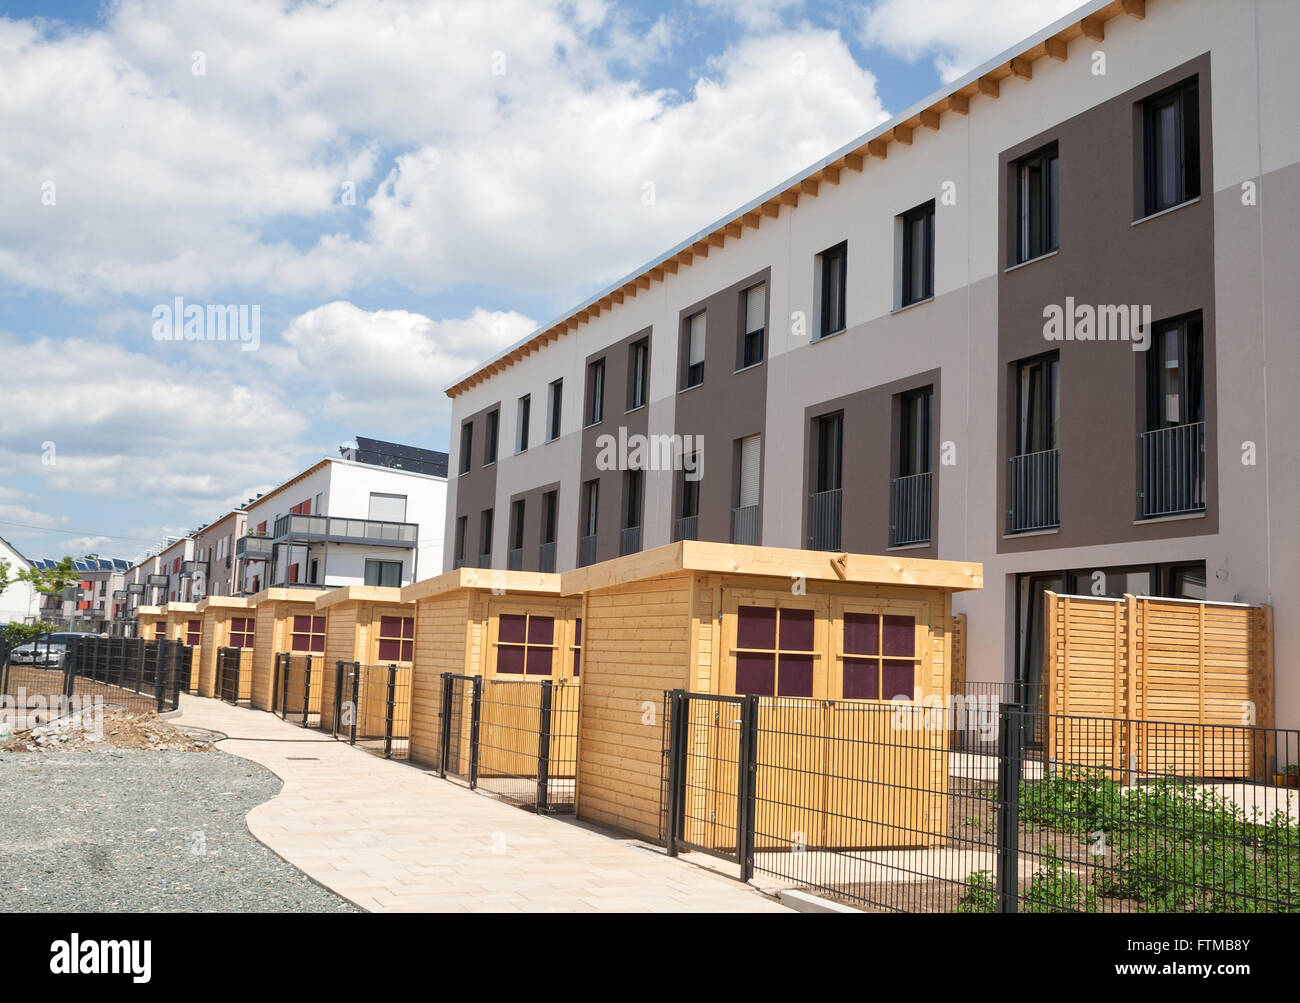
left=629, top=338, right=650, bottom=410
left=363, top=559, right=402, bottom=588
left=1143, top=78, right=1200, bottom=216
left=377, top=615, right=414, bottom=663
left=1017, top=354, right=1059, bottom=454
left=815, top=413, right=843, bottom=492
left=738, top=434, right=761, bottom=509
left=586, top=359, right=605, bottom=425
left=516, top=395, right=531, bottom=454
left=455, top=516, right=468, bottom=565
left=1016, top=145, right=1059, bottom=263
left=367, top=492, right=407, bottom=522
left=899, top=387, right=932, bottom=476
left=683, top=312, right=705, bottom=389
left=484, top=409, right=499, bottom=465
left=459, top=421, right=474, bottom=474
left=901, top=201, right=935, bottom=306
left=547, top=379, right=563, bottom=441
left=290, top=614, right=326, bottom=653
left=510, top=499, right=526, bottom=551
left=480, top=508, right=494, bottom=565
left=818, top=242, right=847, bottom=338
left=229, top=616, right=255, bottom=650
left=734, top=605, right=815, bottom=697
left=681, top=462, right=700, bottom=519
left=1146, top=317, right=1204, bottom=430
left=186, top=619, right=201, bottom=646
left=742, top=283, right=766, bottom=368
left=624, top=469, right=643, bottom=530
left=842, top=612, right=916, bottom=700
left=495, top=613, right=555, bottom=676
left=582, top=480, right=599, bottom=537
left=542, top=490, right=558, bottom=545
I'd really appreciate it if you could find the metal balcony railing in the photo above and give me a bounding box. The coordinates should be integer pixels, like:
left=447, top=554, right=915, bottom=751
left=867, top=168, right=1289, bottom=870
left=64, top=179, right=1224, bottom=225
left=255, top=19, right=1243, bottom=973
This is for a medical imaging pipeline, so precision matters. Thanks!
left=808, top=488, right=842, bottom=551
left=478, top=552, right=492, bottom=570
left=1139, top=421, right=1206, bottom=519
left=1008, top=448, right=1059, bottom=533
left=539, top=541, right=556, bottom=574
left=579, top=535, right=598, bottom=568
left=272, top=513, right=418, bottom=547
left=731, top=504, right=759, bottom=546
left=235, top=535, right=274, bottom=561
left=890, top=471, right=931, bottom=546
left=675, top=515, right=698, bottom=542
left=620, top=526, right=642, bottom=557
left=508, top=548, right=523, bottom=571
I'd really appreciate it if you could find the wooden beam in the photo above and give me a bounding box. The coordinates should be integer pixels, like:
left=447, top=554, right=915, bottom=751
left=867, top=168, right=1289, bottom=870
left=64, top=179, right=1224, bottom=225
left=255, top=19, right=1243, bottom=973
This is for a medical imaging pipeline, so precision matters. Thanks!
left=1045, top=35, right=1068, bottom=61
left=577, top=309, right=590, bottom=324
left=742, top=211, right=762, bottom=229
left=691, top=240, right=709, bottom=258
left=636, top=275, right=651, bottom=290
left=611, top=289, right=624, bottom=304
left=1010, top=56, right=1033, bottom=80
left=761, top=201, right=781, bottom=218
left=599, top=296, right=612, bottom=310
left=1081, top=15, right=1105, bottom=41
left=977, top=76, right=1000, bottom=98
left=844, top=152, right=864, bottom=171
left=893, top=125, right=913, bottom=145
left=867, top=139, right=888, bottom=159
left=919, top=108, right=940, bottom=131
left=724, top=222, right=743, bottom=239
left=662, top=258, right=678, bottom=275
left=707, top=231, right=725, bottom=248
left=821, top=166, right=840, bottom=185
left=947, top=92, right=969, bottom=115
left=831, top=554, right=849, bottom=581
left=778, top=189, right=799, bottom=207
left=1121, top=0, right=1145, bottom=18
left=799, top=178, right=819, bottom=196
left=676, top=251, right=692, bottom=267
left=649, top=265, right=664, bottom=281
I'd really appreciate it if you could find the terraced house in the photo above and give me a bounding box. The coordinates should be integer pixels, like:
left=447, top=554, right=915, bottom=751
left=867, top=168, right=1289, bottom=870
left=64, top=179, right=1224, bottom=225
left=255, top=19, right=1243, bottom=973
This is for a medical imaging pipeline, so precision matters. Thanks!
left=442, top=0, right=1300, bottom=726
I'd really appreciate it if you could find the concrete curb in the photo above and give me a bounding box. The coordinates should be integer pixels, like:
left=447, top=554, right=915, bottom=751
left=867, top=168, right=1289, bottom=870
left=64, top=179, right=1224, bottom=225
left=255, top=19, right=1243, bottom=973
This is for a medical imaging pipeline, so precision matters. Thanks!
left=776, top=889, right=862, bottom=913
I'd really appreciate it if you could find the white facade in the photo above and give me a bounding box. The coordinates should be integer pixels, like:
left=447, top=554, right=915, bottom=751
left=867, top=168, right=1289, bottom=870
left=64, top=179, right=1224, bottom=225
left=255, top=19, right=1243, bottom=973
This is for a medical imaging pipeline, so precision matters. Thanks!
left=0, top=537, right=37, bottom=625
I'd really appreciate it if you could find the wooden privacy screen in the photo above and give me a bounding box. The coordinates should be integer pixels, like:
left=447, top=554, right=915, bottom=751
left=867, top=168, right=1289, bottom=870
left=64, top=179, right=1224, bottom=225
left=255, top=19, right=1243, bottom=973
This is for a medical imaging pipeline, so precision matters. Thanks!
left=1042, top=592, right=1274, bottom=778
left=950, top=613, right=966, bottom=695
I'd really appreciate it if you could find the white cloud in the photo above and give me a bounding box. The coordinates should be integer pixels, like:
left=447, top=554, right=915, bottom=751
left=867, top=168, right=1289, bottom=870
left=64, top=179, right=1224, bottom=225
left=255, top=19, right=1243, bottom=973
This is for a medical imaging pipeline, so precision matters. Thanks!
left=860, top=0, right=1083, bottom=82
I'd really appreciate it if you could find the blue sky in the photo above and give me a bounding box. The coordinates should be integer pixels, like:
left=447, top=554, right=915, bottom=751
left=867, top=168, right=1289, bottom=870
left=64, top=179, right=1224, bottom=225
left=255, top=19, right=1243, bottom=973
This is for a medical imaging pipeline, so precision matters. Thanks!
left=0, top=0, right=1081, bottom=563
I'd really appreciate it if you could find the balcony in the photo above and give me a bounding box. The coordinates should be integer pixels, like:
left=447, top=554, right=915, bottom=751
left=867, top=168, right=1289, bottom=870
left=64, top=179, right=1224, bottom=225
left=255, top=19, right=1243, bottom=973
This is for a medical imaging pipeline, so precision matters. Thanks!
left=478, top=552, right=492, bottom=569
left=675, top=515, right=698, bottom=542
left=890, top=471, right=931, bottom=547
left=236, top=534, right=274, bottom=561
left=272, top=513, right=418, bottom=547
left=579, top=535, right=598, bottom=568
left=508, top=548, right=523, bottom=571
left=181, top=560, right=208, bottom=575
left=539, top=541, right=556, bottom=574
left=1139, top=421, right=1206, bottom=519
left=808, top=489, right=842, bottom=551
left=620, top=526, right=642, bottom=557
left=1008, top=448, right=1059, bottom=533
left=731, top=505, right=759, bottom=546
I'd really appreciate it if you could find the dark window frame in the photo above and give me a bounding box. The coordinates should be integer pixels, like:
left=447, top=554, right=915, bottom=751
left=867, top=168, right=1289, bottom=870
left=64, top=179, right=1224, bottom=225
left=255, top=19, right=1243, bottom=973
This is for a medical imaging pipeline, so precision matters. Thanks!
left=901, top=201, right=935, bottom=307
left=898, top=387, right=933, bottom=477
left=815, top=412, right=844, bottom=493
left=628, top=338, right=650, bottom=410
left=682, top=312, right=705, bottom=390
left=547, top=379, right=563, bottom=441
left=817, top=242, right=848, bottom=339
left=484, top=409, right=499, bottom=465
left=516, top=395, right=531, bottom=454
left=586, top=359, right=605, bottom=426
left=458, top=421, right=473, bottom=475
left=741, top=283, right=766, bottom=368
left=1015, top=352, right=1059, bottom=456
left=1015, top=144, right=1059, bottom=264
left=1145, top=314, right=1204, bottom=431
left=1142, top=77, right=1201, bottom=217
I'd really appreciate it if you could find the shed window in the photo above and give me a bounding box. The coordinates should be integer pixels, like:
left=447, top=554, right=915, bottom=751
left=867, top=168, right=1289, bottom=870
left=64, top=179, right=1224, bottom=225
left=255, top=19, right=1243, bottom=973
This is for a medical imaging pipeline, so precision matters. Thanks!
left=570, top=618, right=582, bottom=678
left=377, top=615, right=414, bottom=663
left=842, top=612, right=916, bottom=700
left=496, top=613, right=556, bottom=676
left=186, top=619, right=201, bottom=645
left=291, top=614, right=326, bottom=653
left=229, top=617, right=256, bottom=650
left=734, top=605, right=815, bottom=697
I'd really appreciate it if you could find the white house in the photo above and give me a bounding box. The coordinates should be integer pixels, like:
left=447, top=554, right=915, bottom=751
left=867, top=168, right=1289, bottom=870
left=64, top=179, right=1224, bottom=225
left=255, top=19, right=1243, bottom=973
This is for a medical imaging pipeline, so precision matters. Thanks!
left=0, top=536, right=37, bottom=626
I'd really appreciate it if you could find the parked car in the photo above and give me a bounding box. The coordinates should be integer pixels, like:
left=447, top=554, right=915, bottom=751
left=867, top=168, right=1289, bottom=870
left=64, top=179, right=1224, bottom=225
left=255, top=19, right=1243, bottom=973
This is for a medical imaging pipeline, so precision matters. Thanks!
left=7, top=632, right=98, bottom=667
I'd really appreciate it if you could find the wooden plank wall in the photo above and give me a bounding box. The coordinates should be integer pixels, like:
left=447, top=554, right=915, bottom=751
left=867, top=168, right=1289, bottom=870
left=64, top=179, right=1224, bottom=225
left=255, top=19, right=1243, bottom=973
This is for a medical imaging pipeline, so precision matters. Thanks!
left=950, top=613, right=966, bottom=695
left=408, top=590, right=474, bottom=768
left=1043, top=592, right=1275, bottom=778
left=575, top=571, right=693, bottom=840
left=249, top=601, right=281, bottom=711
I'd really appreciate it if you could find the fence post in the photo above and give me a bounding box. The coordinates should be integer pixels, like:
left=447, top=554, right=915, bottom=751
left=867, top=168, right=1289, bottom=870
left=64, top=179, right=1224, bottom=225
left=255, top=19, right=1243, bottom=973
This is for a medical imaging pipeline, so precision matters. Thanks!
left=468, top=675, right=482, bottom=790
left=135, top=638, right=146, bottom=694
left=996, top=703, right=1023, bottom=914
left=63, top=636, right=78, bottom=701
left=156, top=639, right=168, bottom=713
left=665, top=690, right=684, bottom=857
left=331, top=661, right=345, bottom=739
left=302, top=655, right=312, bottom=726
left=438, top=673, right=453, bottom=778
left=738, top=694, right=759, bottom=882
left=384, top=663, right=397, bottom=760
left=536, top=680, right=554, bottom=811
left=349, top=661, right=361, bottom=746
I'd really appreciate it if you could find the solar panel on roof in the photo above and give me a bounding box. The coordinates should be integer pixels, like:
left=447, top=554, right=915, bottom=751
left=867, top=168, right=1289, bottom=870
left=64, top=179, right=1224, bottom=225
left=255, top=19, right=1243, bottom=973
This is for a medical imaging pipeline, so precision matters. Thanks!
left=349, top=435, right=449, bottom=477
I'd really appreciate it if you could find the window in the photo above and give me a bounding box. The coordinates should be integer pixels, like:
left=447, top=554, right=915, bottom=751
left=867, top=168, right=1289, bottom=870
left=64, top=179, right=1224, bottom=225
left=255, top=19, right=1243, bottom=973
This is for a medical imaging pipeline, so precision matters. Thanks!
left=735, top=605, right=815, bottom=697
left=484, top=409, right=499, bottom=465
left=290, top=614, right=325, bottom=653
left=1146, top=317, right=1204, bottom=430
left=899, top=388, right=932, bottom=477
left=368, top=492, right=407, bottom=522
left=628, top=338, right=649, bottom=410
left=459, top=421, right=474, bottom=474
left=1017, top=354, right=1059, bottom=455
left=582, top=480, right=599, bottom=537
left=570, top=618, right=582, bottom=678
left=818, top=242, right=847, bottom=338
left=623, top=469, right=643, bottom=530
left=815, top=413, right=843, bottom=492
left=363, top=559, right=402, bottom=588
left=229, top=616, right=255, bottom=649
left=480, top=509, right=494, bottom=565
left=186, top=619, right=201, bottom=646
left=542, top=491, right=558, bottom=546
left=1143, top=78, right=1200, bottom=216
left=377, top=615, right=414, bottom=663
left=683, top=312, right=705, bottom=389
left=586, top=359, right=605, bottom=425
left=455, top=516, right=468, bottom=566
left=510, top=499, right=526, bottom=553
left=680, top=462, right=700, bottom=520
left=1015, top=145, right=1058, bottom=263
left=516, top=395, right=531, bottom=454
left=495, top=613, right=555, bottom=676
left=742, top=283, right=766, bottom=368
left=547, top=379, right=563, bottom=441
left=901, top=201, right=935, bottom=306
left=842, top=612, right=916, bottom=700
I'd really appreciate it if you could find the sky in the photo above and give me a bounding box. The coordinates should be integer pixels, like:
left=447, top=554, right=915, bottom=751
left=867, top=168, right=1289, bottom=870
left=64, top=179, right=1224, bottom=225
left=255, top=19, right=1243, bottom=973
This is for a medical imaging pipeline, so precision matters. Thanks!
left=0, top=0, right=1084, bottom=563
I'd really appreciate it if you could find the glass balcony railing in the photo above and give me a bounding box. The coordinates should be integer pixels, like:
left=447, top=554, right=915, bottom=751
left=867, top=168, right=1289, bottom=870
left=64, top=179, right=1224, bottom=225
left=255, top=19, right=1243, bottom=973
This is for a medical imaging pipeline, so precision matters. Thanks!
left=235, top=535, right=274, bottom=561
left=272, top=513, right=418, bottom=547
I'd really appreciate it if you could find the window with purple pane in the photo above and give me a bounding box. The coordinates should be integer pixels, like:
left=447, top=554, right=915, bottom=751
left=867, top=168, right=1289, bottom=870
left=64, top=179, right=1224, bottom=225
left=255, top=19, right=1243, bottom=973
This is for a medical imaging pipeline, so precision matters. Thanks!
left=777, top=654, right=813, bottom=696
left=842, top=659, right=879, bottom=699
left=735, top=652, right=775, bottom=696
left=526, top=647, right=552, bottom=675
left=882, top=614, right=915, bottom=656
left=498, top=613, right=527, bottom=644
left=843, top=612, right=879, bottom=655
left=779, top=608, right=814, bottom=651
left=736, top=605, right=776, bottom=649
left=882, top=659, right=914, bottom=699
left=527, top=615, right=554, bottom=645
left=498, top=645, right=525, bottom=673
left=572, top=618, right=582, bottom=676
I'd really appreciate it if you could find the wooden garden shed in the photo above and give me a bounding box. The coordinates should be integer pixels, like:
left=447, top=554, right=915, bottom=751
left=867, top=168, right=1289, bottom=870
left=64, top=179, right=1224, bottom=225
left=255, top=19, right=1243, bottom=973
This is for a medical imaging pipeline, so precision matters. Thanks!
left=314, top=585, right=417, bottom=736
left=559, top=541, right=982, bottom=849
left=195, top=596, right=256, bottom=699
left=161, top=602, right=203, bottom=692
left=135, top=606, right=165, bottom=640
left=246, top=587, right=326, bottom=712
left=399, top=568, right=582, bottom=774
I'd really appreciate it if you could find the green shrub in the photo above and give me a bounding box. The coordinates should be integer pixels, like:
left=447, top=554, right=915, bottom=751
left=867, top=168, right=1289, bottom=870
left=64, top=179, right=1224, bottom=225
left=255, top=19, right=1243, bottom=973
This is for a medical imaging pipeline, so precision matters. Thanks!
left=955, top=869, right=996, bottom=914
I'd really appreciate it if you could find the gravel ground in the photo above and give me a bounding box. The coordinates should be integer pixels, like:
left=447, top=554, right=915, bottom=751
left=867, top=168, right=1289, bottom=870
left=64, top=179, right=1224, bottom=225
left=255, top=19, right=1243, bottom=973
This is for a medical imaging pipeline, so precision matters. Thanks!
left=0, top=747, right=358, bottom=912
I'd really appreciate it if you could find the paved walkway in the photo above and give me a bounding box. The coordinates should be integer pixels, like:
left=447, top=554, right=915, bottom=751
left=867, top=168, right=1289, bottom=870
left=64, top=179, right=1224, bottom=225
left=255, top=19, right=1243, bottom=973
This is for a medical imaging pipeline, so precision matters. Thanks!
left=174, top=695, right=789, bottom=913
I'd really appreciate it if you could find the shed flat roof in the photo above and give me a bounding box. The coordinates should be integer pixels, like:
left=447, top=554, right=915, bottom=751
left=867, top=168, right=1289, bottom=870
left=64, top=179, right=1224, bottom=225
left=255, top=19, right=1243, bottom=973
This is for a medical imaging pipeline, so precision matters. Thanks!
left=314, top=585, right=408, bottom=610
left=401, top=567, right=562, bottom=602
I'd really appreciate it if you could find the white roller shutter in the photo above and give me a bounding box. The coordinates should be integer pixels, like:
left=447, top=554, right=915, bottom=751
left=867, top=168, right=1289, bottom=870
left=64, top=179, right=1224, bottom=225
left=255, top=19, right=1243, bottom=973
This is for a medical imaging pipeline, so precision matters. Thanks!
left=739, top=435, right=761, bottom=508
left=745, top=284, right=766, bottom=333
left=689, top=313, right=706, bottom=366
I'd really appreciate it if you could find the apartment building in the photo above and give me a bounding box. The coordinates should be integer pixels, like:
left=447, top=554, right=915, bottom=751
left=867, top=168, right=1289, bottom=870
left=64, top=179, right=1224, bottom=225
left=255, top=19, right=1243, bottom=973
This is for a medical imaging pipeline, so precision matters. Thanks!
left=31, top=556, right=130, bottom=632
left=0, top=536, right=38, bottom=626
left=442, top=0, right=1300, bottom=725
left=236, top=439, right=447, bottom=594
left=188, top=508, right=248, bottom=599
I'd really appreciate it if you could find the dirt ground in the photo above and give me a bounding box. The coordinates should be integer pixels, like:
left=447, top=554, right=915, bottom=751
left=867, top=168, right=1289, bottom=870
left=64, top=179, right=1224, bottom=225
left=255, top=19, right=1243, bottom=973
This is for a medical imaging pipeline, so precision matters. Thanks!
left=0, top=706, right=215, bottom=753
